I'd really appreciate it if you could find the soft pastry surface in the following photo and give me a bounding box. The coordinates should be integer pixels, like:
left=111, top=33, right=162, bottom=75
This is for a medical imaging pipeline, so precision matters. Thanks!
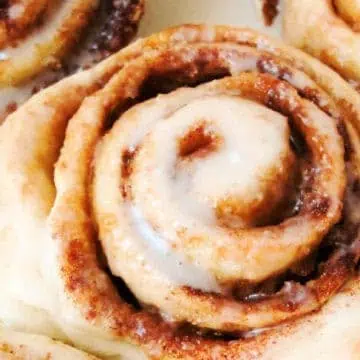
left=284, top=0, right=360, bottom=88
left=1, top=24, right=360, bottom=359
left=0, top=329, right=100, bottom=359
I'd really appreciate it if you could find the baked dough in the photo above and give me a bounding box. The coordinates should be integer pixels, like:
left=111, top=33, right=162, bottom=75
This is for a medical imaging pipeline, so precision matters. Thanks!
left=284, top=0, right=360, bottom=87
left=0, top=329, right=100, bottom=359
left=1, top=24, right=360, bottom=359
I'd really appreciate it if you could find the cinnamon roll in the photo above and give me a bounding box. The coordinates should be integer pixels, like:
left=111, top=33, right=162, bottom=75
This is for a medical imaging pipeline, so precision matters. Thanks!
left=284, top=0, right=360, bottom=89
left=0, top=329, right=100, bottom=359
left=0, top=0, right=144, bottom=120
left=1, top=24, right=360, bottom=359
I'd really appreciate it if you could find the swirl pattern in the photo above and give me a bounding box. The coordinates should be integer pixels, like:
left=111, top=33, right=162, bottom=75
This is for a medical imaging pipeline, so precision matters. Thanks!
left=284, top=0, right=360, bottom=88
left=1, top=25, right=360, bottom=359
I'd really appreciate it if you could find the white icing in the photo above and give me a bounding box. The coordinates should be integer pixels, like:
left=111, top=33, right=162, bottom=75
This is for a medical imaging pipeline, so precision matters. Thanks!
left=167, top=97, right=289, bottom=214
left=227, top=55, right=258, bottom=75
left=129, top=205, right=221, bottom=293
left=105, top=94, right=294, bottom=293
left=0, top=52, right=9, bottom=61
left=9, top=4, right=25, bottom=19
left=242, top=326, right=271, bottom=339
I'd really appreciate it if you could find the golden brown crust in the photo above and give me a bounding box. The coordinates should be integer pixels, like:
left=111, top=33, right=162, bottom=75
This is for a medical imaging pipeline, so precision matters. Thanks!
left=1, top=24, right=360, bottom=359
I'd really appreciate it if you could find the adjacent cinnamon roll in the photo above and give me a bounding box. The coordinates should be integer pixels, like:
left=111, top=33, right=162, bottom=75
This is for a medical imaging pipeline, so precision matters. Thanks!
left=0, top=0, right=144, bottom=121
left=0, top=329, right=100, bottom=359
left=1, top=24, right=360, bottom=359
left=284, top=0, right=360, bottom=89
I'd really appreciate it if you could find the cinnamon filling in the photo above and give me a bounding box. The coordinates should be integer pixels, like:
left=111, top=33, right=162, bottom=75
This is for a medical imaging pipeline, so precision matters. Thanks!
left=91, top=0, right=144, bottom=55
left=0, top=0, right=8, bottom=20
left=178, top=123, right=221, bottom=159
left=261, top=0, right=280, bottom=26
left=121, top=147, right=137, bottom=199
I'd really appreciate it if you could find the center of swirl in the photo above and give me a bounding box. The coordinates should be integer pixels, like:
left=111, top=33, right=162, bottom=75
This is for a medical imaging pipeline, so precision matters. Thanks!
left=131, top=95, right=294, bottom=232
left=93, top=65, right=346, bottom=331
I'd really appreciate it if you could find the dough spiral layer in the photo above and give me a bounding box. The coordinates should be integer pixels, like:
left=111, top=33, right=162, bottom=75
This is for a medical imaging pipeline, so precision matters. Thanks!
left=284, top=0, right=360, bottom=87
left=1, top=24, right=360, bottom=359
left=0, top=329, right=100, bottom=359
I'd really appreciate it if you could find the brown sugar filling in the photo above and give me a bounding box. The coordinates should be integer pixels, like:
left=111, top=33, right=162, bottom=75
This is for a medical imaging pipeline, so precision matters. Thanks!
left=262, top=0, right=280, bottom=26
